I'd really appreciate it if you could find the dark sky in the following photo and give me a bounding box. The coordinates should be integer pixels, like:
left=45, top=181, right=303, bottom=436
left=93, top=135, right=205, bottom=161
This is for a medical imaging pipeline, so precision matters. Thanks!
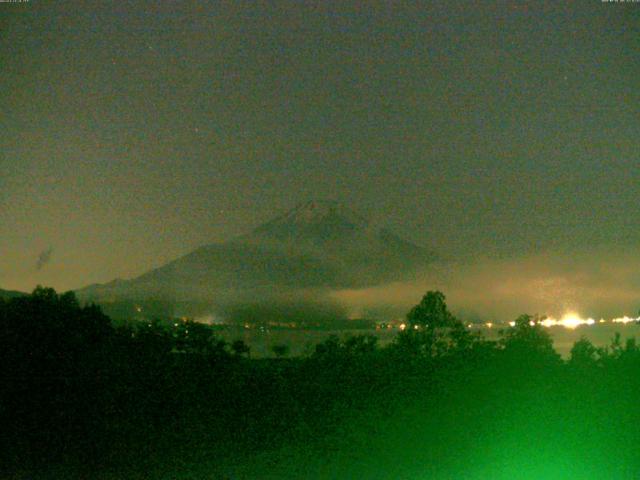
left=1, top=1, right=639, bottom=292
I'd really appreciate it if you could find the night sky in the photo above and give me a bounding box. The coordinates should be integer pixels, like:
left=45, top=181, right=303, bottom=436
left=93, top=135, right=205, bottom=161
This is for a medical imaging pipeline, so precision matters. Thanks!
left=1, top=1, right=639, bottom=300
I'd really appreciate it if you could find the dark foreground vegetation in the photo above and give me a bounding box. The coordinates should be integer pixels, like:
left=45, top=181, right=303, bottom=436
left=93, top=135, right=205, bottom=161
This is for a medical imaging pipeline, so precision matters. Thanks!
left=2, top=288, right=640, bottom=479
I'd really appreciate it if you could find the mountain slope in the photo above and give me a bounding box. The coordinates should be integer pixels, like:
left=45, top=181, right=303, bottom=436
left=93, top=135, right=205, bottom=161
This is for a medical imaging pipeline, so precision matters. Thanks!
left=0, top=288, right=27, bottom=300
left=77, top=201, right=433, bottom=304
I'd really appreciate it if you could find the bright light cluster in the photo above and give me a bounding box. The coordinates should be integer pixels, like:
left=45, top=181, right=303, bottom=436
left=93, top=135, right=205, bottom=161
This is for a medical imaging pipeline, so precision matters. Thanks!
left=612, top=316, right=640, bottom=324
left=537, top=313, right=595, bottom=329
left=503, top=312, right=640, bottom=329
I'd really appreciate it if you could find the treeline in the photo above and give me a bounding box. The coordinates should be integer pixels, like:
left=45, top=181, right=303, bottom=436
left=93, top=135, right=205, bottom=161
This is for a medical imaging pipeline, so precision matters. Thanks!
left=2, top=288, right=640, bottom=479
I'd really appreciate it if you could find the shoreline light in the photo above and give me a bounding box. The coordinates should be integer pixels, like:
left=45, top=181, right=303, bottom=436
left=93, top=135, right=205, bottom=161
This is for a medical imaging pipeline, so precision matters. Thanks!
left=508, top=312, right=599, bottom=330
left=612, top=316, right=639, bottom=324
left=557, top=313, right=595, bottom=329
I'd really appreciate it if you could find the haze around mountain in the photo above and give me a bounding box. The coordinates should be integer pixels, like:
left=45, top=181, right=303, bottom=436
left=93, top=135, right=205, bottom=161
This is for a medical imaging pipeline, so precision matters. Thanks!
left=72, top=201, right=640, bottom=324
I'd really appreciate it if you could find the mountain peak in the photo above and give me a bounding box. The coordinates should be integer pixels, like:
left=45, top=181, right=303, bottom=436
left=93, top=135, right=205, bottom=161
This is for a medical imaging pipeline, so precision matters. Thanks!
left=246, top=200, right=371, bottom=247
left=269, top=200, right=368, bottom=229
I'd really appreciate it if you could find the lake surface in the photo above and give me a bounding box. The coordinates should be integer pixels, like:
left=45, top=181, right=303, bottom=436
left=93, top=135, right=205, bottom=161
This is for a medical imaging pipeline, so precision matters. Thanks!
left=219, top=323, right=640, bottom=358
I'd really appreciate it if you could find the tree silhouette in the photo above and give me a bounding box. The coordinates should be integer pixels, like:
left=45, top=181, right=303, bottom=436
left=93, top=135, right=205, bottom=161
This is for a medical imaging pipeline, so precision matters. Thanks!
left=314, top=335, right=342, bottom=356
left=174, top=320, right=226, bottom=355
left=500, top=314, right=560, bottom=364
left=343, top=334, right=378, bottom=355
left=395, top=290, right=475, bottom=358
left=271, top=343, right=290, bottom=358
left=406, top=290, right=456, bottom=330
left=231, top=339, right=251, bottom=357
left=569, top=336, right=598, bottom=367
left=0, top=287, right=116, bottom=467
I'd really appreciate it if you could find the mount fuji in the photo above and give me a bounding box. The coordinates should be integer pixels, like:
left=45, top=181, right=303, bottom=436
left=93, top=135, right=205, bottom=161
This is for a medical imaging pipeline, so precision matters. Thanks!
left=77, top=201, right=433, bottom=315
